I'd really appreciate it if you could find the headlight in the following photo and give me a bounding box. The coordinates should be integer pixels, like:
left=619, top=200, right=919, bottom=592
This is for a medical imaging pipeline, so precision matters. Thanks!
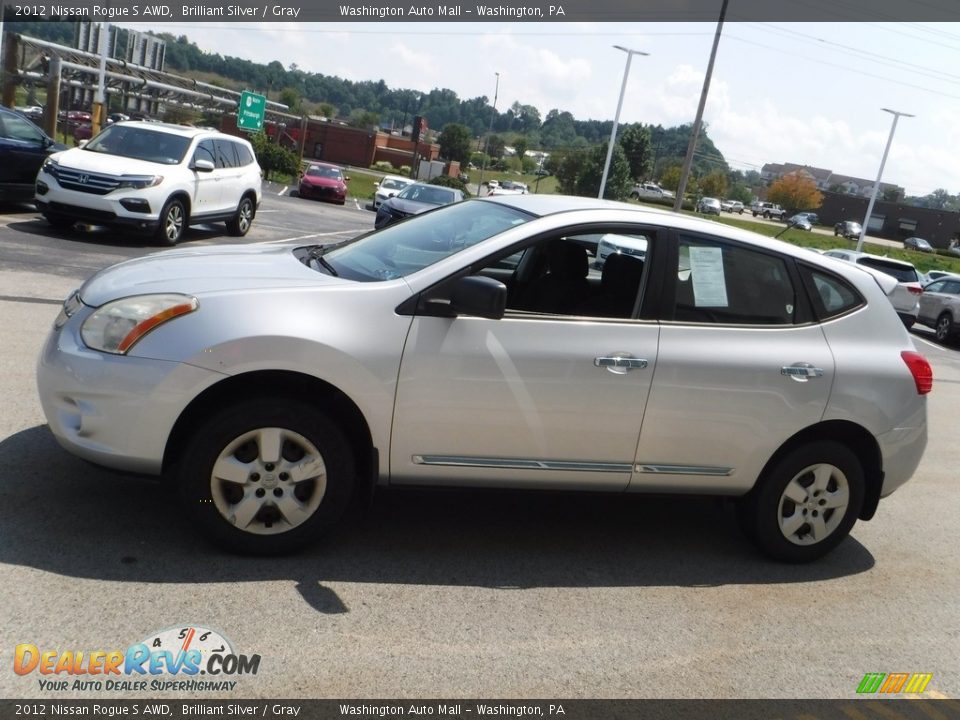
left=116, top=175, right=163, bottom=190
left=81, top=294, right=198, bottom=354
left=42, top=157, right=59, bottom=173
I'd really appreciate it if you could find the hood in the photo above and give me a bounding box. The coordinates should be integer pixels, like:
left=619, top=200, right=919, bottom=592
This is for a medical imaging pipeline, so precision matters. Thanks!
left=385, top=197, right=436, bottom=215
left=79, top=243, right=345, bottom=307
left=53, top=147, right=179, bottom=176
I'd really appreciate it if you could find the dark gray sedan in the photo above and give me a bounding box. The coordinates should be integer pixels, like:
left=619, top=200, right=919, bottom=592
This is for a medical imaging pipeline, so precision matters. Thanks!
left=374, top=182, right=465, bottom=229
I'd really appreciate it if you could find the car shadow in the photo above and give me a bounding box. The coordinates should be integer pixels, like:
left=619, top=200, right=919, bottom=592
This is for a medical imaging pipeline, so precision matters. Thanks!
left=5, top=216, right=228, bottom=248
left=0, top=426, right=876, bottom=615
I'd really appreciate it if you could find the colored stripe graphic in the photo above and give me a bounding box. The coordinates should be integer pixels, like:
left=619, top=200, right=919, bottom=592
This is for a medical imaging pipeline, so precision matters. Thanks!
left=857, top=673, right=886, bottom=694
left=903, top=673, right=933, bottom=693
left=856, top=672, right=934, bottom=694
left=880, top=672, right=910, bottom=693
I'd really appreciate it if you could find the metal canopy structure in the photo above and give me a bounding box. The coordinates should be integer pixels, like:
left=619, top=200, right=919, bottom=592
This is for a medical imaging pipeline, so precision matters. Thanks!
left=3, top=32, right=299, bottom=127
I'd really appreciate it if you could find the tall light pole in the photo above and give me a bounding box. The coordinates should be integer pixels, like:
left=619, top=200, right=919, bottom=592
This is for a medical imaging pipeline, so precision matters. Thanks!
left=856, top=108, right=914, bottom=252
left=598, top=45, right=648, bottom=200
left=477, top=72, right=500, bottom=195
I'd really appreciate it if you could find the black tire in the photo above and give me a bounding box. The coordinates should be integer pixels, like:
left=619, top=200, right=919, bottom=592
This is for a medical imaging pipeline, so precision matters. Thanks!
left=155, top=197, right=187, bottom=246
left=177, top=398, right=356, bottom=555
left=44, top=212, right=75, bottom=231
left=630, top=193, right=640, bottom=200
left=226, top=195, right=255, bottom=237
left=744, top=441, right=864, bottom=563
left=935, top=313, right=954, bottom=343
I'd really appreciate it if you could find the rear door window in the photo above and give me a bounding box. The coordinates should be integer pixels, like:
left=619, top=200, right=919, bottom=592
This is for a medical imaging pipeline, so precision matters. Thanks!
left=672, top=235, right=798, bottom=325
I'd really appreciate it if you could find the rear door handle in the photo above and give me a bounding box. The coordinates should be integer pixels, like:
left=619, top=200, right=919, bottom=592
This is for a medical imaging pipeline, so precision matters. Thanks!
left=595, top=355, right=648, bottom=373
left=781, top=363, right=824, bottom=381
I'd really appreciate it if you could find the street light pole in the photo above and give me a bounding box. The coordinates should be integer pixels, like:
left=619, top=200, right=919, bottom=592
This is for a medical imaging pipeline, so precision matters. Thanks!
left=856, top=108, right=914, bottom=252
left=477, top=72, right=500, bottom=195
left=598, top=45, right=648, bottom=200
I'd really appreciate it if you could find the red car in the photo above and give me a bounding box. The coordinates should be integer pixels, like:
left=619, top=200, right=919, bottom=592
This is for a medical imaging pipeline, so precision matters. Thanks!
left=73, top=123, right=93, bottom=143
left=298, top=163, right=349, bottom=205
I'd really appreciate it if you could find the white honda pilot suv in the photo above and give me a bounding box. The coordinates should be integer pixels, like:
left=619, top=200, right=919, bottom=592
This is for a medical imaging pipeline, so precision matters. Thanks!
left=35, top=122, right=262, bottom=246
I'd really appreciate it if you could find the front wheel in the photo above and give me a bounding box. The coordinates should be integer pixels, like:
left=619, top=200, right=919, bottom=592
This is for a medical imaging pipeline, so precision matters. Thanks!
left=935, top=313, right=954, bottom=342
left=226, top=196, right=255, bottom=237
left=177, top=398, right=356, bottom=555
left=155, top=197, right=187, bottom=246
left=44, top=212, right=75, bottom=231
left=740, top=441, right=864, bottom=562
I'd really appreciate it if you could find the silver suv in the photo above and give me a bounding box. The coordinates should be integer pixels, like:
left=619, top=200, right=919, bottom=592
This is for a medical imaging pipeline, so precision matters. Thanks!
left=37, top=196, right=931, bottom=562
left=35, top=122, right=262, bottom=246
left=822, top=250, right=922, bottom=327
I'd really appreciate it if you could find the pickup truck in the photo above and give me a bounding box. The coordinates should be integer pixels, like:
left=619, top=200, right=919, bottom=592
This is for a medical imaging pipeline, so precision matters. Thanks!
left=630, top=182, right=675, bottom=201
left=752, top=202, right=787, bottom=220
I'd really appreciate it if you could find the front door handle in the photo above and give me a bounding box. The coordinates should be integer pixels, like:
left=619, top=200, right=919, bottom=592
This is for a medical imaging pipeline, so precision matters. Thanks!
left=594, top=355, right=648, bottom=373
left=781, top=363, right=824, bottom=381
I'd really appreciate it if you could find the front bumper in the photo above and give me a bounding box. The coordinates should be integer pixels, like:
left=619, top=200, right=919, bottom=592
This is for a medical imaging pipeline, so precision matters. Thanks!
left=35, top=170, right=162, bottom=231
left=37, top=306, right=227, bottom=475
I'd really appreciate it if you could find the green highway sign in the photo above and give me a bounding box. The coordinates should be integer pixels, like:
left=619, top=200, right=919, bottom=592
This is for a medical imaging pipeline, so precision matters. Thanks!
left=238, top=91, right=266, bottom=132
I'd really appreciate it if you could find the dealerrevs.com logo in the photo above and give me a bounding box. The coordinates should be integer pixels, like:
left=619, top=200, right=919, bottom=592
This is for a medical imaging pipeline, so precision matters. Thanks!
left=14, top=625, right=261, bottom=692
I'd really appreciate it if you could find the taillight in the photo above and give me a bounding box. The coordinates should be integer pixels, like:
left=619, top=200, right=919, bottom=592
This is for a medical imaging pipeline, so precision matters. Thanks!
left=901, top=351, right=933, bottom=395
left=907, top=285, right=923, bottom=295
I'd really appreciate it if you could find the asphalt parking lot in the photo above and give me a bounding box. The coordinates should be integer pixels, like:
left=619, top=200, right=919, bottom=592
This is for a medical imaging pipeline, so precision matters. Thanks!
left=0, top=191, right=958, bottom=701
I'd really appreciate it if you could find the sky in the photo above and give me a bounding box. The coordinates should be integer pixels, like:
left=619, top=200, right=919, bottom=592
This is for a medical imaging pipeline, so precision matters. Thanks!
left=120, top=20, right=960, bottom=197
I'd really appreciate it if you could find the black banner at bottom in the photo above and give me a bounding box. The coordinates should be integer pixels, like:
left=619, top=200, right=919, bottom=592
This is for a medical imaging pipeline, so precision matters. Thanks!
left=3, top=699, right=960, bottom=720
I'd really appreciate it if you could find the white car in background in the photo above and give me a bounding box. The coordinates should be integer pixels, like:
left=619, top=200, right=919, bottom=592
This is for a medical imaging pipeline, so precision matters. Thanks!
left=373, top=175, right=413, bottom=209
left=822, top=250, right=922, bottom=327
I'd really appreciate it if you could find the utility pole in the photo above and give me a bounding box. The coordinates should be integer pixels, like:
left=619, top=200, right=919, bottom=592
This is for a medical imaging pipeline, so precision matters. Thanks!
left=673, top=0, right=729, bottom=212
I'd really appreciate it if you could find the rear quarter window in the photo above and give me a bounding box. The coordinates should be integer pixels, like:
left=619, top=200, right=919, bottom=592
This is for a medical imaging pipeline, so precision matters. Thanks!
left=799, top=266, right=865, bottom=320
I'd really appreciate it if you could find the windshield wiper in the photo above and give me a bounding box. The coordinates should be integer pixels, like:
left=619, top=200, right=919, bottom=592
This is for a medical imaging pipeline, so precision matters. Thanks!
left=308, top=245, right=339, bottom=276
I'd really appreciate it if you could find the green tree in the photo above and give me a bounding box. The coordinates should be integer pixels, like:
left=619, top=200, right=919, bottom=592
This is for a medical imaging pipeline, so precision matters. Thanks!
left=249, top=132, right=300, bottom=181
left=318, top=103, right=336, bottom=119
left=513, top=136, right=529, bottom=162
left=486, top=134, right=506, bottom=160
left=618, top=124, right=653, bottom=181
left=575, top=143, right=632, bottom=200
left=279, top=87, right=301, bottom=112
left=658, top=165, right=683, bottom=192
left=348, top=109, right=379, bottom=129
left=699, top=170, right=728, bottom=199
left=439, top=123, right=473, bottom=164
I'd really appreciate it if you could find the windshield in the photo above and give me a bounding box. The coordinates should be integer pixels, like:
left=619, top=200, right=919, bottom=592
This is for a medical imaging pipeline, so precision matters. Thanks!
left=305, top=165, right=343, bottom=179
left=857, top=258, right=919, bottom=283
left=380, top=178, right=408, bottom=190
left=83, top=125, right=191, bottom=165
left=397, top=184, right=455, bottom=205
left=322, top=200, right=531, bottom=282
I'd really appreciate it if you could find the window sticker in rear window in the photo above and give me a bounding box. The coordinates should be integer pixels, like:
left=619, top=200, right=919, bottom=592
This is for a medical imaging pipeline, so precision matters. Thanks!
left=689, top=246, right=729, bottom=307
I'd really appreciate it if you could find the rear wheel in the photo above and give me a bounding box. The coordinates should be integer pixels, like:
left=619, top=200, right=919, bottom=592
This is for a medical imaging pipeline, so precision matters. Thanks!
left=742, top=441, right=864, bottom=562
left=177, top=398, right=355, bottom=555
left=935, top=313, right=954, bottom=342
left=155, top=197, right=187, bottom=246
left=226, top=196, right=255, bottom=237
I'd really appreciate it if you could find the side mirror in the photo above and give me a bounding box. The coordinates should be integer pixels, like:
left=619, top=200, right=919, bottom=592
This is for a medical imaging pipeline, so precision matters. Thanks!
left=192, top=158, right=215, bottom=172
left=344, top=176, right=351, bottom=182
left=450, top=275, right=506, bottom=320
left=374, top=181, right=380, bottom=188
left=77, top=139, right=88, bottom=148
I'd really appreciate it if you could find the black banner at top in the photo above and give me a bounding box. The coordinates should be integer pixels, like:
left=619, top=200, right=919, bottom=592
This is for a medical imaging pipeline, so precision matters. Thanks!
left=2, top=0, right=960, bottom=22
